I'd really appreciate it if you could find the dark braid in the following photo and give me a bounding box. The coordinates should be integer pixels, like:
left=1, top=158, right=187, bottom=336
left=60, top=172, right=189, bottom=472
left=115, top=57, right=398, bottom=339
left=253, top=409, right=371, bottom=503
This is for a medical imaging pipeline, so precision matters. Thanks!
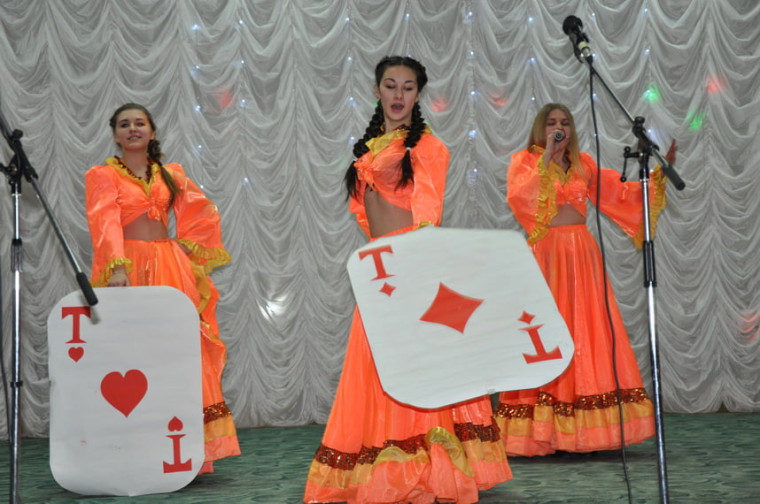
left=344, top=56, right=429, bottom=199
left=110, top=103, right=180, bottom=206
left=345, top=102, right=385, bottom=199
left=398, top=101, right=426, bottom=189
left=147, top=138, right=180, bottom=207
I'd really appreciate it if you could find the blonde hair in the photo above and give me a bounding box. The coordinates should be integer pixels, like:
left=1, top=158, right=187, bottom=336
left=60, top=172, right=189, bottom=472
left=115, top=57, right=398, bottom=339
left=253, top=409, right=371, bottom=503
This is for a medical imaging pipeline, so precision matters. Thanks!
left=527, top=103, right=583, bottom=175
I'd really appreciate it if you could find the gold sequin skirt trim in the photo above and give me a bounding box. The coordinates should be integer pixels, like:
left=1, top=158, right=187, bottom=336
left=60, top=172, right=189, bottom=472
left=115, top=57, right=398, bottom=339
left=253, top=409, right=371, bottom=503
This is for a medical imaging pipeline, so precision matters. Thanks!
left=495, top=388, right=651, bottom=419
left=313, top=420, right=501, bottom=471
left=204, top=401, right=233, bottom=424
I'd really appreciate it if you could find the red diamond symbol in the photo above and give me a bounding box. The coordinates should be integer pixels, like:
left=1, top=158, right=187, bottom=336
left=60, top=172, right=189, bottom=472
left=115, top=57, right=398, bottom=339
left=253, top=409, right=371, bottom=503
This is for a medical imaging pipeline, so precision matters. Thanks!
left=518, top=311, right=535, bottom=324
left=379, top=282, right=395, bottom=296
left=419, top=283, right=484, bottom=334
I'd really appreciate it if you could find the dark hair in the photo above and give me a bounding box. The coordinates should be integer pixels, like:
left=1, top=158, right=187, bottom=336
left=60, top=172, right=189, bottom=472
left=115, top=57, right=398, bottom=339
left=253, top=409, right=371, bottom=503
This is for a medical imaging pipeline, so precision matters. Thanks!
left=344, top=56, right=429, bottom=199
left=110, top=103, right=180, bottom=205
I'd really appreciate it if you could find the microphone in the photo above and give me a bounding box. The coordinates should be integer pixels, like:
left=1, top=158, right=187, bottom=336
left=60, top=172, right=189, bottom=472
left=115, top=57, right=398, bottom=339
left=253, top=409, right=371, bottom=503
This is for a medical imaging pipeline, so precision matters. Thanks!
left=562, top=15, right=592, bottom=62
left=553, top=130, right=565, bottom=142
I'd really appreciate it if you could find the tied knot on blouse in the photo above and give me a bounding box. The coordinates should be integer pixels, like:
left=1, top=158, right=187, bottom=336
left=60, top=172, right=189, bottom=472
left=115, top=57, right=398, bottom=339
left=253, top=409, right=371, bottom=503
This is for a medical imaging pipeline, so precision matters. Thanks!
left=104, top=157, right=172, bottom=225
left=146, top=203, right=162, bottom=221
left=354, top=126, right=431, bottom=193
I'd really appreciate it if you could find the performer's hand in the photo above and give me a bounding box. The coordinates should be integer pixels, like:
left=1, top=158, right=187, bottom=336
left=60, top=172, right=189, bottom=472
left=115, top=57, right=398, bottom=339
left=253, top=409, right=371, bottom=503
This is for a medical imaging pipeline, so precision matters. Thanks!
left=107, top=267, right=129, bottom=287
left=544, top=130, right=569, bottom=167
left=664, top=139, right=678, bottom=165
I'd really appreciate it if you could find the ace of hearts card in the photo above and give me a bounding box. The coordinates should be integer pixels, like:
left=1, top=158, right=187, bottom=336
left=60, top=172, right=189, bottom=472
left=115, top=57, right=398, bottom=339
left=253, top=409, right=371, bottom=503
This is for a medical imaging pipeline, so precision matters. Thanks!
left=47, top=286, right=204, bottom=496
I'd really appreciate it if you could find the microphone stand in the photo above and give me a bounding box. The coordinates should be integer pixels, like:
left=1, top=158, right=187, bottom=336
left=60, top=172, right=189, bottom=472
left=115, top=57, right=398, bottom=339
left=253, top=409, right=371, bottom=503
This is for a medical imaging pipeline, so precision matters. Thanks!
left=0, top=104, right=97, bottom=504
left=577, top=53, right=684, bottom=504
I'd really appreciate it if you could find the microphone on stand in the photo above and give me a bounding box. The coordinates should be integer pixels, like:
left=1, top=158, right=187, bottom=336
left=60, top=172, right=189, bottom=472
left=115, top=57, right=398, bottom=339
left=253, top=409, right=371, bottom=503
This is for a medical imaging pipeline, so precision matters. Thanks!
left=562, top=15, right=593, bottom=63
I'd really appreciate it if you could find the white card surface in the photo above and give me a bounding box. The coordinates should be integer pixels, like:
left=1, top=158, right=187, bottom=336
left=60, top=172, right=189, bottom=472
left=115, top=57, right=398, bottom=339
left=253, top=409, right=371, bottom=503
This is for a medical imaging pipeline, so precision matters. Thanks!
left=348, top=227, right=574, bottom=409
left=47, top=286, right=204, bottom=496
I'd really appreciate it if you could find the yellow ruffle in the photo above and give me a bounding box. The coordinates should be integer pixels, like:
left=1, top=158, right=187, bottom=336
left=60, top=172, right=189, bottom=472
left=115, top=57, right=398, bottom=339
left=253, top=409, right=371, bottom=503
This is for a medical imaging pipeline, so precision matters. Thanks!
left=527, top=152, right=557, bottom=245
left=632, top=165, right=668, bottom=248
left=92, top=257, right=133, bottom=287
left=366, top=125, right=433, bottom=157
left=192, top=264, right=213, bottom=316
left=307, top=425, right=488, bottom=490
left=176, top=238, right=232, bottom=274
left=105, top=157, right=160, bottom=195
left=425, top=426, right=475, bottom=477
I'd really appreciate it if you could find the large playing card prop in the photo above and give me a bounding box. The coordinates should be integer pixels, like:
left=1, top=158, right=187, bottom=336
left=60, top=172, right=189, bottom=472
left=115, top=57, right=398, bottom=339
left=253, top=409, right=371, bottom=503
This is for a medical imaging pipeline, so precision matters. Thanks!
left=348, top=226, right=574, bottom=409
left=47, top=286, right=204, bottom=496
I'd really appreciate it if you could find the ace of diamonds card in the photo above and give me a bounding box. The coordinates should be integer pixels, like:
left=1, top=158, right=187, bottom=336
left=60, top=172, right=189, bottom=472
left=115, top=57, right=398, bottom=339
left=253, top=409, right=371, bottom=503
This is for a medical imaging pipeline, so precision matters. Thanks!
left=47, top=286, right=204, bottom=496
left=347, top=226, right=574, bottom=409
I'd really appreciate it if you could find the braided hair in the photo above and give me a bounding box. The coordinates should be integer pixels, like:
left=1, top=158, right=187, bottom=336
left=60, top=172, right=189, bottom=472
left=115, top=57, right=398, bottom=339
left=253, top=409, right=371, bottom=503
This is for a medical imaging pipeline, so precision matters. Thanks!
left=344, top=56, right=429, bottom=199
left=109, top=103, right=180, bottom=206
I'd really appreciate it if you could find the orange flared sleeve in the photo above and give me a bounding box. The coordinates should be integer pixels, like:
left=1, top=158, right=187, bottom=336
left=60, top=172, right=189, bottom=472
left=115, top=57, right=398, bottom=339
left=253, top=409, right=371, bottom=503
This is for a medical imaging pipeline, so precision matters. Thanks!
left=408, top=134, right=449, bottom=227
left=506, top=148, right=552, bottom=244
left=582, top=152, right=668, bottom=248
left=85, top=165, right=133, bottom=286
left=168, top=163, right=231, bottom=274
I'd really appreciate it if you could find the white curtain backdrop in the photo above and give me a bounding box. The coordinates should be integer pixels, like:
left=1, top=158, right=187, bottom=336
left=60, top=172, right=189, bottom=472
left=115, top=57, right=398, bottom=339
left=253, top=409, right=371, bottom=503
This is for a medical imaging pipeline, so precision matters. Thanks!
left=0, top=0, right=758, bottom=438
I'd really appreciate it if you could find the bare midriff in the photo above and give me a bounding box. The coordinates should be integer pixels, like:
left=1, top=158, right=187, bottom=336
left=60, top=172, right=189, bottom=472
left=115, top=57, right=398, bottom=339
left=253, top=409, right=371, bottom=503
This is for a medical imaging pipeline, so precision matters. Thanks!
left=364, top=189, right=413, bottom=238
left=549, top=203, right=586, bottom=227
left=122, top=213, right=169, bottom=241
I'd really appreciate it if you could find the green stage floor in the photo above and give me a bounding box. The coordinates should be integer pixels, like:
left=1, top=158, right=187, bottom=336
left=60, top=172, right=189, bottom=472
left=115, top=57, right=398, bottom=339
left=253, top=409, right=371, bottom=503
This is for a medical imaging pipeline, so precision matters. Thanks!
left=2, top=413, right=758, bottom=503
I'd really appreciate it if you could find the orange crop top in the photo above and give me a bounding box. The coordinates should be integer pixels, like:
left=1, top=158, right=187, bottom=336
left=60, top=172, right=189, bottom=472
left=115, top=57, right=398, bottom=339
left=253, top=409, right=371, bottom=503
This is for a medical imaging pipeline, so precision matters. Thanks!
left=349, top=128, right=450, bottom=237
left=507, top=145, right=667, bottom=246
left=85, top=158, right=230, bottom=285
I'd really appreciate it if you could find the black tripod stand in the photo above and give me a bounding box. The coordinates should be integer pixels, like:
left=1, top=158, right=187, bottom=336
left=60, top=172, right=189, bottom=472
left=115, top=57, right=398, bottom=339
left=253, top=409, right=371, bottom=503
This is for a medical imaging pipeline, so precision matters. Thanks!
left=563, top=14, right=685, bottom=504
left=0, top=104, right=97, bottom=503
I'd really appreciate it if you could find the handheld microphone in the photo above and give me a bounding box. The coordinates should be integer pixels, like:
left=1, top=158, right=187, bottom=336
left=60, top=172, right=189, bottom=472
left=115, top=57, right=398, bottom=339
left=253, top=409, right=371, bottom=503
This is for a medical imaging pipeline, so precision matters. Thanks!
left=553, top=130, right=565, bottom=142
left=562, top=15, right=592, bottom=63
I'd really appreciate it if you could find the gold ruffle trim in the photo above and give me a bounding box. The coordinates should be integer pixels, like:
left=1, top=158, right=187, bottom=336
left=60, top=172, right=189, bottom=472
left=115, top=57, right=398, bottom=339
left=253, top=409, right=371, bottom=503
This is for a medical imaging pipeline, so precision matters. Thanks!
left=176, top=238, right=231, bottom=274
left=312, top=421, right=500, bottom=474
left=92, top=257, right=133, bottom=287
left=527, top=147, right=557, bottom=245
left=105, top=157, right=160, bottom=195
left=633, top=165, right=668, bottom=248
left=366, top=125, right=432, bottom=156
left=426, top=427, right=474, bottom=477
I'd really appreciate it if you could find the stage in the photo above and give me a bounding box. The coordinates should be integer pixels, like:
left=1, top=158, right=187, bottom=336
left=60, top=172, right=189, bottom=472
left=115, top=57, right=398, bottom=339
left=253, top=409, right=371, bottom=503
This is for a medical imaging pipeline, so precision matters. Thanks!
left=2, top=412, right=757, bottom=503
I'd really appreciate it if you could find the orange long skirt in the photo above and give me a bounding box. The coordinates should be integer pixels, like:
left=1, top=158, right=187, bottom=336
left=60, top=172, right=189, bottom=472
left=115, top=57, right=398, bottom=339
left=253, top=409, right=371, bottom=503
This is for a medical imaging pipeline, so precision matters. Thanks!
left=494, top=225, right=655, bottom=456
left=303, top=313, right=512, bottom=504
left=121, top=239, right=240, bottom=464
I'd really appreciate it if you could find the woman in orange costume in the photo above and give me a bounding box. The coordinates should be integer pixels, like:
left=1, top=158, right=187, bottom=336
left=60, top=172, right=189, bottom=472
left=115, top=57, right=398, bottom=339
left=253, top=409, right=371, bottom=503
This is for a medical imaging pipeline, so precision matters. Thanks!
left=303, top=57, right=511, bottom=504
left=85, top=103, right=240, bottom=473
left=494, top=103, right=677, bottom=456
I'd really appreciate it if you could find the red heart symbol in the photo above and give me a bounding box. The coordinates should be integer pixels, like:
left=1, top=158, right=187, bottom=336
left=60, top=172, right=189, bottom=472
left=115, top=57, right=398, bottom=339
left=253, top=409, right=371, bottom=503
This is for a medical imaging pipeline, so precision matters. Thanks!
left=168, top=416, right=184, bottom=432
left=68, top=347, right=84, bottom=362
left=100, top=370, right=148, bottom=417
